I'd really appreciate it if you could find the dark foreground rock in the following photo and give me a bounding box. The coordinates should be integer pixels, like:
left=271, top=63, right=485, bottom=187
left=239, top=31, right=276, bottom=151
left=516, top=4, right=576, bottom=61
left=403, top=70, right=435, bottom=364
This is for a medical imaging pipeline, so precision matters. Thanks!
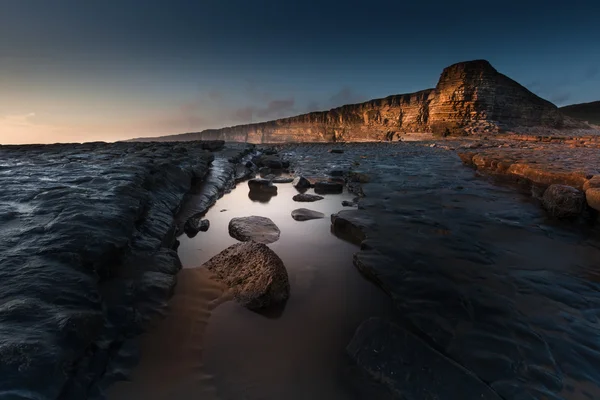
left=542, top=184, right=585, bottom=218
left=272, top=177, right=294, bottom=184
left=291, top=208, right=325, bottom=221
left=203, top=241, right=290, bottom=310
left=0, top=140, right=254, bottom=399
left=347, top=318, right=503, bottom=400
left=228, top=216, right=281, bottom=244
left=331, top=210, right=375, bottom=245
left=292, top=193, right=324, bottom=202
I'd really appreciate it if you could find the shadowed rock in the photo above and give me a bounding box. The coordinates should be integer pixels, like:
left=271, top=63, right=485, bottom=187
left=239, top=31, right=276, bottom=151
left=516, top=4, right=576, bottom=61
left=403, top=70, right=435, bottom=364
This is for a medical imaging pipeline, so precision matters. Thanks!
left=314, top=180, right=343, bottom=194
left=248, top=178, right=277, bottom=193
left=228, top=216, right=281, bottom=244
left=542, top=184, right=585, bottom=218
left=292, top=193, right=324, bottom=202
left=272, top=177, right=294, bottom=184
left=347, top=318, right=503, bottom=400
left=292, top=176, right=312, bottom=190
left=587, top=188, right=600, bottom=212
left=331, top=210, right=375, bottom=245
left=291, top=208, right=325, bottom=221
left=183, top=217, right=210, bottom=237
left=203, top=241, right=290, bottom=310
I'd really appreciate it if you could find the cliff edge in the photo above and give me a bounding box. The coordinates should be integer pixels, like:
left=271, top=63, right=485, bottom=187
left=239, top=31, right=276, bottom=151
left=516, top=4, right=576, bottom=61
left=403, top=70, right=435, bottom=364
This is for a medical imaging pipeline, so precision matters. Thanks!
left=133, top=60, right=577, bottom=143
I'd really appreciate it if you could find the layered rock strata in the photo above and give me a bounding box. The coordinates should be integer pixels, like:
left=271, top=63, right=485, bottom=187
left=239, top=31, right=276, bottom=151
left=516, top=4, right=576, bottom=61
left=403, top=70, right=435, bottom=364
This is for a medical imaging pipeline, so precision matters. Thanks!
left=133, top=60, right=574, bottom=143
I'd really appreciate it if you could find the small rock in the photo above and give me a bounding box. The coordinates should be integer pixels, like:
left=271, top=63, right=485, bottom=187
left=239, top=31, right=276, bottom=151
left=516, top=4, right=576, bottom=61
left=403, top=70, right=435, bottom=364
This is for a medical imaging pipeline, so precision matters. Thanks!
left=248, top=178, right=277, bottom=194
left=586, top=188, right=600, bottom=212
left=262, top=155, right=284, bottom=169
left=329, top=149, right=344, bottom=154
left=542, top=184, right=585, bottom=218
left=272, top=177, right=294, bottom=184
left=341, top=200, right=355, bottom=207
left=220, top=209, right=227, bottom=212
left=292, top=176, right=312, bottom=190
left=430, top=143, right=437, bottom=148
left=258, top=167, right=272, bottom=177
left=331, top=210, right=375, bottom=244
left=184, top=216, right=210, bottom=237
left=245, top=161, right=256, bottom=169
left=203, top=241, right=290, bottom=310
left=291, top=208, right=325, bottom=221
left=229, top=216, right=281, bottom=244
left=314, top=180, right=343, bottom=194
left=329, top=170, right=345, bottom=177
left=292, top=193, right=324, bottom=202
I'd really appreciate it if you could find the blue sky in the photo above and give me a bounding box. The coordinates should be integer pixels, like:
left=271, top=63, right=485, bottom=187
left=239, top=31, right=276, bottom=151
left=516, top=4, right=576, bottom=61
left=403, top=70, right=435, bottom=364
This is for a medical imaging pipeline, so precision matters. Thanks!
left=1, top=0, right=599, bottom=143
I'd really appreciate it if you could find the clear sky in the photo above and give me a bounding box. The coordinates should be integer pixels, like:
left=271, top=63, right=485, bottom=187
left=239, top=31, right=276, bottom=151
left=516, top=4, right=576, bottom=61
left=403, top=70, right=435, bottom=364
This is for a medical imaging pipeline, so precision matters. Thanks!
left=1, top=0, right=599, bottom=144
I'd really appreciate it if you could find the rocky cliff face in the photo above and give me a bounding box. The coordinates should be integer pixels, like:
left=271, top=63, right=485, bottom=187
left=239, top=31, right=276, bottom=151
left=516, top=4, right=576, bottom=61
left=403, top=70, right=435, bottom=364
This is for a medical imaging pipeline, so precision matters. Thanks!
left=135, top=60, right=567, bottom=143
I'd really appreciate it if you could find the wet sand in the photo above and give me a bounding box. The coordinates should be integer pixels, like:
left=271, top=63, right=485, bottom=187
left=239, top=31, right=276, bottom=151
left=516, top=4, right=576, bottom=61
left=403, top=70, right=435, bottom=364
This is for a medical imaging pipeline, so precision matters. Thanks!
left=107, top=267, right=230, bottom=400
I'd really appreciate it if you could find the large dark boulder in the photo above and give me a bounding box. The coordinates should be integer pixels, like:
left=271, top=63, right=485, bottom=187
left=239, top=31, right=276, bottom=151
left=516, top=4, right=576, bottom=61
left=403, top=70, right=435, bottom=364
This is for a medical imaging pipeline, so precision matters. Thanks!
left=347, top=318, right=503, bottom=400
left=203, top=241, right=290, bottom=310
left=228, top=216, right=281, bottom=244
left=248, top=178, right=277, bottom=194
left=183, top=217, right=210, bottom=237
left=292, top=176, right=312, bottom=190
left=542, top=184, right=585, bottom=218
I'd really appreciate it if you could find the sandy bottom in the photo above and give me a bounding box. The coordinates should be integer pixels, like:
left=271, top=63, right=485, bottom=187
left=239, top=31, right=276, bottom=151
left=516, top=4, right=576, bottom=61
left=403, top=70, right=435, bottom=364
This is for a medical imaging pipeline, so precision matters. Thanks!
left=107, top=267, right=230, bottom=400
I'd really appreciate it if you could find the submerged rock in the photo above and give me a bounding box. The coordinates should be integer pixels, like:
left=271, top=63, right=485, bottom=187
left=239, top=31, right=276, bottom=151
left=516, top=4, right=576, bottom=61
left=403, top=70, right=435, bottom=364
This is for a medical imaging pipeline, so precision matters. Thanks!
left=542, top=184, right=585, bottom=218
left=329, top=149, right=344, bottom=154
left=292, top=193, right=324, bottom=202
left=183, top=217, right=210, bottom=237
left=203, top=241, right=290, bottom=310
left=314, top=180, right=344, bottom=194
left=331, top=210, right=375, bottom=244
left=347, top=318, right=503, bottom=400
left=228, top=216, right=281, bottom=244
left=291, top=208, right=325, bottom=221
left=292, top=176, right=312, bottom=190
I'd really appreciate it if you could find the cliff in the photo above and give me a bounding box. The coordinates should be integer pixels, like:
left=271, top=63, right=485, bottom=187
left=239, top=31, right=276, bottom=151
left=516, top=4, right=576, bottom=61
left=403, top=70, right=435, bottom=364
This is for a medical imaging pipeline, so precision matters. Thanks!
left=133, top=60, right=568, bottom=143
left=559, top=101, right=600, bottom=125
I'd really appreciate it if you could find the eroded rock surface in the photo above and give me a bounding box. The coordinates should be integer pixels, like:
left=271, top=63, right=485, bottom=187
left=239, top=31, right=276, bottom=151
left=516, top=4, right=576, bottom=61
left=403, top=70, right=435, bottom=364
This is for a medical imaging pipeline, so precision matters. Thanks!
left=203, top=241, right=290, bottom=310
left=331, top=210, right=375, bottom=245
left=228, top=216, right=281, bottom=244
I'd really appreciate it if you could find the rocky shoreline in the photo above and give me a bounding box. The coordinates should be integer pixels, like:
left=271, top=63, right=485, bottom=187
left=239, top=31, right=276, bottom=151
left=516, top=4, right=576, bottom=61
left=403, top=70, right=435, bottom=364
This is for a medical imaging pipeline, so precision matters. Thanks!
left=0, top=141, right=253, bottom=400
left=2, top=137, right=600, bottom=400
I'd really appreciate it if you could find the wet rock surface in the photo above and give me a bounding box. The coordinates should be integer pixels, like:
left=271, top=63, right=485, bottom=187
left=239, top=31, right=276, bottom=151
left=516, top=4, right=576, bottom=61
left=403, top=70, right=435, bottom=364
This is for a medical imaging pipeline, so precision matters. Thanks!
left=228, top=216, right=281, bottom=244
left=292, top=176, right=312, bottom=190
left=277, top=142, right=600, bottom=400
left=0, top=141, right=254, bottom=399
left=203, top=241, right=290, bottom=310
left=292, top=193, right=324, bottom=202
left=331, top=210, right=375, bottom=244
left=184, top=217, right=210, bottom=237
left=291, top=208, right=325, bottom=221
left=347, top=317, right=503, bottom=400
left=314, top=180, right=344, bottom=194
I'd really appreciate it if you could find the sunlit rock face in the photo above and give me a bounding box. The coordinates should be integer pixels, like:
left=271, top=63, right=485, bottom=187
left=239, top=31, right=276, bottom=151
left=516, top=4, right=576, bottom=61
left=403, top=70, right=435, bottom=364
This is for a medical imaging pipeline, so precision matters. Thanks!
left=135, top=60, right=570, bottom=143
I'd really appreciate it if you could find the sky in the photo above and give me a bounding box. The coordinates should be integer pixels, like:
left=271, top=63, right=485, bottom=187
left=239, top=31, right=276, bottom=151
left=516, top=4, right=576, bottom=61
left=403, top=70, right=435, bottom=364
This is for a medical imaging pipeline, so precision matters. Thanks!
left=1, top=0, right=599, bottom=144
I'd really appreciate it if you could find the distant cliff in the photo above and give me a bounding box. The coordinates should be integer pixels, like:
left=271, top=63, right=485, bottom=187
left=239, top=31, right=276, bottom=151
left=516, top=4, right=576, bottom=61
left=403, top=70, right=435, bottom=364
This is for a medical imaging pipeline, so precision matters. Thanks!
left=133, top=60, right=570, bottom=143
left=559, top=101, right=600, bottom=125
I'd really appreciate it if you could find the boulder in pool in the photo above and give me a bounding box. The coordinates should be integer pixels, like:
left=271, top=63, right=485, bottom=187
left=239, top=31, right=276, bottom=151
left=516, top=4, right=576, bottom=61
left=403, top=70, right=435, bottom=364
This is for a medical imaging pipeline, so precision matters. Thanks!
left=248, top=178, right=277, bottom=194
left=229, top=216, right=281, bottom=244
left=203, top=241, right=290, bottom=310
left=347, top=318, right=503, bottom=400
left=184, top=217, right=210, bottom=237
left=292, top=193, right=324, bottom=202
left=291, top=208, right=325, bottom=221
left=292, top=176, right=312, bottom=190
left=542, top=184, right=585, bottom=218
